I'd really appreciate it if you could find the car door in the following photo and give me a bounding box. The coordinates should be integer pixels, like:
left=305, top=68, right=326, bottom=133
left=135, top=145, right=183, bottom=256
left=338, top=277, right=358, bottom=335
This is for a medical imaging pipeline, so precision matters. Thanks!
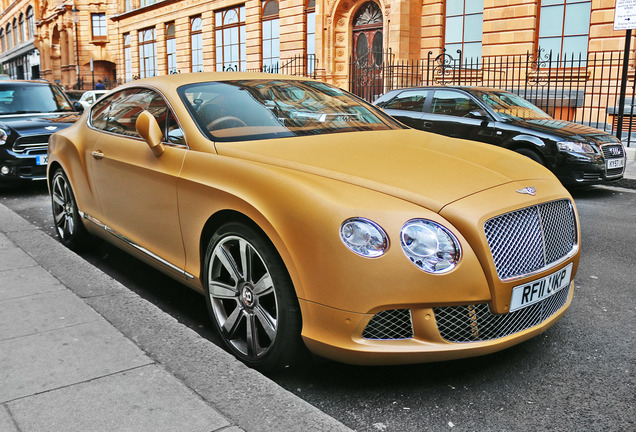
left=88, top=88, right=188, bottom=275
left=379, top=89, right=428, bottom=128
left=422, top=89, right=502, bottom=145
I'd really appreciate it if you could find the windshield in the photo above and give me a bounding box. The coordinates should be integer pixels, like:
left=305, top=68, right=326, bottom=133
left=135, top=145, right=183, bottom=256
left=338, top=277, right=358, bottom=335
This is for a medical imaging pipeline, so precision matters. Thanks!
left=178, top=80, right=401, bottom=141
left=475, top=91, right=552, bottom=121
left=0, top=83, right=74, bottom=115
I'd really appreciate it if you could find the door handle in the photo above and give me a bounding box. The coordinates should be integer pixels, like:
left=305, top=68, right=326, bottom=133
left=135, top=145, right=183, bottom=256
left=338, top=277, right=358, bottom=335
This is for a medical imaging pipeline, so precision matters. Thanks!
left=92, top=150, right=104, bottom=160
left=422, top=121, right=433, bottom=129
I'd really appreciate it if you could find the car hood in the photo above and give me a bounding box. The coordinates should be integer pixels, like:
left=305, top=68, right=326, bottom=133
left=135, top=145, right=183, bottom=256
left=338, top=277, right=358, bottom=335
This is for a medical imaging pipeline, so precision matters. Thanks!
left=0, top=112, right=78, bottom=135
left=505, top=118, right=620, bottom=145
left=215, top=129, right=555, bottom=212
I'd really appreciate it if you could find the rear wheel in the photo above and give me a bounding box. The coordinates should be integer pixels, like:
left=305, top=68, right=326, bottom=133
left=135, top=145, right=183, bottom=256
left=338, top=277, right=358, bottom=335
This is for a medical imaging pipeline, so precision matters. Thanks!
left=203, top=222, right=303, bottom=371
left=51, top=168, right=89, bottom=250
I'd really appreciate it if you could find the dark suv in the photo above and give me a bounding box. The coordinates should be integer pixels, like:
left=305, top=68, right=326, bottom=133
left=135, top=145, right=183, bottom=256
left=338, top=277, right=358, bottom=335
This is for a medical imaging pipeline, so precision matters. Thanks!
left=374, top=86, right=627, bottom=187
left=0, top=80, right=78, bottom=184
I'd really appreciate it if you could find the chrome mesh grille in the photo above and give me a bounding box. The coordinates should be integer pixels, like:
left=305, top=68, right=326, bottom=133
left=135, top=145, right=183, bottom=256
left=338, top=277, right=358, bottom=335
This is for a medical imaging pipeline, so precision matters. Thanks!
left=362, top=309, right=413, bottom=340
left=13, top=135, right=50, bottom=153
left=484, top=200, right=576, bottom=281
left=434, top=285, right=570, bottom=342
left=601, top=144, right=625, bottom=159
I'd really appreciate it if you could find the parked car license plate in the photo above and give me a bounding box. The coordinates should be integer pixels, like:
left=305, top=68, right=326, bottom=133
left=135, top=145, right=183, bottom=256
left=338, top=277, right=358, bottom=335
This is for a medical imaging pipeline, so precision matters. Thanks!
left=36, top=155, right=48, bottom=165
left=606, top=158, right=625, bottom=170
left=510, top=263, right=573, bottom=312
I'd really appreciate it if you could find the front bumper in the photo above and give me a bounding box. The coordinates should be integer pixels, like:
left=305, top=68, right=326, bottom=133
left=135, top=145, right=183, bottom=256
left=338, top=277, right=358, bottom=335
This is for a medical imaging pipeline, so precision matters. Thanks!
left=299, top=281, right=574, bottom=365
left=0, top=149, right=48, bottom=183
left=556, top=153, right=625, bottom=186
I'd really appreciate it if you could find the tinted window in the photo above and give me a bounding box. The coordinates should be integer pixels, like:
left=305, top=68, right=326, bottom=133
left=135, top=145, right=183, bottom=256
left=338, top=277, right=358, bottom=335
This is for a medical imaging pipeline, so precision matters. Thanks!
left=430, top=90, right=482, bottom=117
left=0, top=83, right=73, bottom=115
left=91, top=88, right=174, bottom=140
left=179, top=79, right=401, bottom=142
left=383, top=90, right=428, bottom=112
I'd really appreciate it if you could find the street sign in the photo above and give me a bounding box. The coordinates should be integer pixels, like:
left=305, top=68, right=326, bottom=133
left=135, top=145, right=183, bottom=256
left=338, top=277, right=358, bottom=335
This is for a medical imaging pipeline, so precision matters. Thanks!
left=615, top=0, right=636, bottom=30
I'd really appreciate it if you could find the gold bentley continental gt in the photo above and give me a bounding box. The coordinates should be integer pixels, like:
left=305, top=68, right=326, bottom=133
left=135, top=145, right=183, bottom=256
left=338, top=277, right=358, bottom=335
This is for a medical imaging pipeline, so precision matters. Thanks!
left=48, top=73, right=580, bottom=371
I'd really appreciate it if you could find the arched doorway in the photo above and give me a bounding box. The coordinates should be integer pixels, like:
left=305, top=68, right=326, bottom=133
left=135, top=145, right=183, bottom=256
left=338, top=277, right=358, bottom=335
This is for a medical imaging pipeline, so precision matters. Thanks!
left=351, top=2, right=383, bottom=101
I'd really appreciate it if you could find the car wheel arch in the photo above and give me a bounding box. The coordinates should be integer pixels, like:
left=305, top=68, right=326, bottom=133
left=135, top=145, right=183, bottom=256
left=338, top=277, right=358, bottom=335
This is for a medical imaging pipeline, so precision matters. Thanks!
left=507, top=137, right=550, bottom=166
left=198, top=209, right=304, bottom=299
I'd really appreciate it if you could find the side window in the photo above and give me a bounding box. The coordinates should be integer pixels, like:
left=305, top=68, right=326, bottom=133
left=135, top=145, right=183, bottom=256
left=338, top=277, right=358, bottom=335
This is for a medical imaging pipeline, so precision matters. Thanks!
left=430, top=90, right=481, bottom=117
left=383, top=90, right=428, bottom=112
left=90, top=88, right=182, bottom=143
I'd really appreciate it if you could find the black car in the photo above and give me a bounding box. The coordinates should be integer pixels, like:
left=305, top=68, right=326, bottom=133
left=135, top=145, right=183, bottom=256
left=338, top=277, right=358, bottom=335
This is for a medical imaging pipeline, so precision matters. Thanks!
left=374, top=86, right=627, bottom=186
left=0, top=81, right=78, bottom=184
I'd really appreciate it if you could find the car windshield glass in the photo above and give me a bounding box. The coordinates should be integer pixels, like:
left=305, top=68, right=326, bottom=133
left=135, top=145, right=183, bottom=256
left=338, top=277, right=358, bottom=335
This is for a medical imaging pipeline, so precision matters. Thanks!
left=178, top=79, right=401, bottom=141
left=476, top=91, right=552, bottom=121
left=0, top=83, right=74, bottom=115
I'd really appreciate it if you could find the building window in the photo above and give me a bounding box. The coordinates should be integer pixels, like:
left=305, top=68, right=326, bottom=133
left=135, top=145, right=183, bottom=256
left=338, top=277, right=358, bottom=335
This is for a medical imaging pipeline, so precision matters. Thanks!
left=19, top=14, right=26, bottom=43
left=6, top=24, right=12, bottom=50
left=139, top=28, right=157, bottom=78
left=26, top=7, right=35, bottom=40
left=444, top=0, right=483, bottom=62
left=166, top=23, right=177, bottom=74
left=191, top=16, right=203, bottom=72
left=262, top=0, right=279, bottom=73
left=215, top=5, right=246, bottom=72
left=0, top=29, right=5, bottom=53
left=538, top=0, right=591, bottom=61
left=124, top=33, right=132, bottom=82
left=125, top=0, right=133, bottom=12
left=306, top=0, right=316, bottom=74
left=12, top=19, right=19, bottom=46
left=140, top=0, right=156, bottom=7
left=92, top=13, right=107, bottom=39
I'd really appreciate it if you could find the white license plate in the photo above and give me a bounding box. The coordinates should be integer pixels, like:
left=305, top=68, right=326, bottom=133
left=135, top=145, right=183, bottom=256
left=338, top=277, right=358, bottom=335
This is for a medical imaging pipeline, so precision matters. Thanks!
left=36, top=155, right=48, bottom=166
left=606, top=158, right=625, bottom=170
left=510, top=263, right=573, bottom=312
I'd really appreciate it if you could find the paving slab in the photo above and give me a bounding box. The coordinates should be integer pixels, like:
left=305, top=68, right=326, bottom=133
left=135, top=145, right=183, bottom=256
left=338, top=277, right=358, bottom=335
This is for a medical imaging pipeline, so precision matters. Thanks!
left=0, top=290, right=99, bottom=340
left=7, top=364, right=231, bottom=432
left=0, top=406, right=19, bottom=432
left=0, top=266, right=64, bottom=300
left=0, top=319, right=152, bottom=403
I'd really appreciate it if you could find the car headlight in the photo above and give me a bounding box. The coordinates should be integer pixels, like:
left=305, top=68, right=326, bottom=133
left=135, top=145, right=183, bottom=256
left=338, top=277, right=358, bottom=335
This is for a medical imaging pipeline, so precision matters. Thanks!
left=340, top=218, right=388, bottom=258
left=557, top=141, right=596, bottom=154
left=0, top=128, right=7, bottom=146
left=400, top=219, right=461, bottom=273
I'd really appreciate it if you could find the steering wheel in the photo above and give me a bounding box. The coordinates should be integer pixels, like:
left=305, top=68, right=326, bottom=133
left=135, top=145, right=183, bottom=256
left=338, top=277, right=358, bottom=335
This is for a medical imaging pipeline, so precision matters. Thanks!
left=207, top=116, right=248, bottom=131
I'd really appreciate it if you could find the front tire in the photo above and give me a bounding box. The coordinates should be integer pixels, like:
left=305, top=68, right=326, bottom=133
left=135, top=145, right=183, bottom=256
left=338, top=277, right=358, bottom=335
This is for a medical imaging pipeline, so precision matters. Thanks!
left=203, top=222, right=303, bottom=371
left=51, top=168, right=89, bottom=250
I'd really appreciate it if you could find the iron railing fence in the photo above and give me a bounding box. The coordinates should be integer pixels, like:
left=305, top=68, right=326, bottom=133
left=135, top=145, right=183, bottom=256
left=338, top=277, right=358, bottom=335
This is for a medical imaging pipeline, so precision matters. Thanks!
left=349, top=49, right=636, bottom=147
left=246, top=54, right=318, bottom=78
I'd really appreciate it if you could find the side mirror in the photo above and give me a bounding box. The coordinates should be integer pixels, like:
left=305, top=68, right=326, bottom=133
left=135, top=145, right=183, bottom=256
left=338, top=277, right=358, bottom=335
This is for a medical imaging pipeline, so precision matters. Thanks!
left=136, top=110, right=165, bottom=157
left=467, top=110, right=489, bottom=120
left=73, top=101, right=84, bottom=113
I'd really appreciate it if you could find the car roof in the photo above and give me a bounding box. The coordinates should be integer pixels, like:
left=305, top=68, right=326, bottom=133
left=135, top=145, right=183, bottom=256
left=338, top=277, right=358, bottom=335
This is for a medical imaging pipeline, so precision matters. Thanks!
left=0, top=79, right=57, bottom=87
left=116, top=72, right=313, bottom=91
left=390, top=85, right=509, bottom=94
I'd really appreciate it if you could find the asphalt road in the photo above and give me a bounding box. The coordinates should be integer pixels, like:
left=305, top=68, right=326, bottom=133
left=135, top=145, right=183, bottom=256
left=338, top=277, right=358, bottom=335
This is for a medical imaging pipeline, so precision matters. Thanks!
left=1, top=181, right=634, bottom=431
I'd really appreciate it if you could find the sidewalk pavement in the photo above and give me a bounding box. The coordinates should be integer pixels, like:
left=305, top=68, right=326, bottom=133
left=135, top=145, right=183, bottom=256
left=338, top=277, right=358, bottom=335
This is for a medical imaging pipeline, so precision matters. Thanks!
left=0, top=204, right=352, bottom=432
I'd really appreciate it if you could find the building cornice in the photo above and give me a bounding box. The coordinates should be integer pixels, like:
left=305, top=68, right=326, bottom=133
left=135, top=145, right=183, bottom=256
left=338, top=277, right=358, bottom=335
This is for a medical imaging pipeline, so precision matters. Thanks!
left=110, top=0, right=180, bottom=22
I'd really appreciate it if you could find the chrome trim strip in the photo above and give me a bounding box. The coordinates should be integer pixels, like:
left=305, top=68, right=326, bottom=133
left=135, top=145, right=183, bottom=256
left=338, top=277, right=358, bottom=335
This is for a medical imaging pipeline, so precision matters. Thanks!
left=81, top=212, right=194, bottom=279
left=499, top=246, right=579, bottom=283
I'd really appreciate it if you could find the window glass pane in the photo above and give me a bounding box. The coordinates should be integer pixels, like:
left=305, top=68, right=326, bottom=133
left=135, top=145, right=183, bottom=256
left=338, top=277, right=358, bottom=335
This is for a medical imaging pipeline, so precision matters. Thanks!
left=538, top=37, right=562, bottom=58
left=539, top=5, right=564, bottom=37
left=562, top=35, right=588, bottom=57
left=465, top=0, right=483, bottom=15
left=564, top=2, right=591, bottom=35
left=224, top=10, right=238, bottom=25
left=464, top=14, right=483, bottom=42
left=446, top=0, right=464, bottom=16
left=384, top=90, right=428, bottom=112
left=431, top=90, right=479, bottom=117
left=462, top=42, right=482, bottom=61
left=445, top=16, right=463, bottom=44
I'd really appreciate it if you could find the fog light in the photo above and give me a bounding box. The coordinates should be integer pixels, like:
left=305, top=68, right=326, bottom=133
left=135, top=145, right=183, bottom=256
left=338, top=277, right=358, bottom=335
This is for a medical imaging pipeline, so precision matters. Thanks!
left=0, top=165, right=11, bottom=175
